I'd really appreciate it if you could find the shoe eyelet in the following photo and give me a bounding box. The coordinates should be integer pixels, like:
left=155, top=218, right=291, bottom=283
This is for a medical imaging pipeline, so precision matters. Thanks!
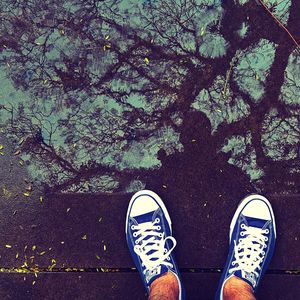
left=157, top=226, right=161, bottom=230
left=265, top=237, right=268, bottom=241
left=231, top=262, right=235, bottom=266
left=133, top=232, right=137, bottom=237
left=265, top=229, right=269, bottom=234
left=135, top=240, right=138, bottom=244
left=155, top=218, right=160, bottom=224
left=167, top=257, right=170, bottom=261
left=159, top=233, right=163, bottom=237
left=240, top=232, right=245, bottom=236
left=241, top=224, right=245, bottom=229
left=131, top=225, right=135, bottom=230
left=239, top=239, right=242, bottom=243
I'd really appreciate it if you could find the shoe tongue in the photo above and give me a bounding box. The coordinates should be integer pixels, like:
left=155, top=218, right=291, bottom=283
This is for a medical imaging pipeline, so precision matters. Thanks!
left=233, top=270, right=256, bottom=290
left=147, top=265, right=169, bottom=286
left=132, top=210, right=156, bottom=224
left=244, top=216, right=267, bottom=229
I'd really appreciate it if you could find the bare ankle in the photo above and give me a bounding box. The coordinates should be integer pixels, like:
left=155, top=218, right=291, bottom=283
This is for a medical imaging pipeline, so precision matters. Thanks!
left=223, top=276, right=256, bottom=300
left=149, top=271, right=179, bottom=300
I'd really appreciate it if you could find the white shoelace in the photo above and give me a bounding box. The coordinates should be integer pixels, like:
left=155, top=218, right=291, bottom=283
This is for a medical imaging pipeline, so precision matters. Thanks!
left=132, top=218, right=176, bottom=276
left=229, top=224, right=269, bottom=279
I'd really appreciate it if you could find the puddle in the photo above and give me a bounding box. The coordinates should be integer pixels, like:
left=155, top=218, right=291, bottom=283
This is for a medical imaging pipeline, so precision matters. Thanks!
left=0, top=0, right=299, bottom=194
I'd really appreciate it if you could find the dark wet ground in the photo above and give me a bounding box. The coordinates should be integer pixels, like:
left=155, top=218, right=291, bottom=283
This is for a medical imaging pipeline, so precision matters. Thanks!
left=0, top=0, right=299, bottom=299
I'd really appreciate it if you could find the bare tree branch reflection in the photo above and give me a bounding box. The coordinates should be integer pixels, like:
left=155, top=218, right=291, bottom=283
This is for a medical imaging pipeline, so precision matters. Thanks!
left=0, top=0, right=299, bottom=194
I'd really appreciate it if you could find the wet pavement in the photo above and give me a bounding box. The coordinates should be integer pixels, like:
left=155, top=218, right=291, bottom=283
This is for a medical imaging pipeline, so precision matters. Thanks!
left=0, top=0, right=299, bottom=299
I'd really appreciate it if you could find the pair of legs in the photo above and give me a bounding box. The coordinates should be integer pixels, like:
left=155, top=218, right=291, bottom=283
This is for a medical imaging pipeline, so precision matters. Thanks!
left=126, top=191, right=276, bottom=299
left=148, top=272, right=254, bottom=300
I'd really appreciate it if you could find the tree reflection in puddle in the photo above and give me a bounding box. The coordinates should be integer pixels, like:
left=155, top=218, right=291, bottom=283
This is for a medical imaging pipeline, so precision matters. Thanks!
left=0, top=0, right=299, bottom=194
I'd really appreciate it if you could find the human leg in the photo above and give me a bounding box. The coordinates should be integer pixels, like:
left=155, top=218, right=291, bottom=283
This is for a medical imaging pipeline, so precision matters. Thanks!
left=148, top=271, right=179, bottom=300
left=223, top=276, right=255, bottom=300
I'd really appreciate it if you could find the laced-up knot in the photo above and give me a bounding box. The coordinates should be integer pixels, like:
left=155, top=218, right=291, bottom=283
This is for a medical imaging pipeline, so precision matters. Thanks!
left=131, top=217, right=176, bottom=277
left=229, top=223, right=269, bottom=280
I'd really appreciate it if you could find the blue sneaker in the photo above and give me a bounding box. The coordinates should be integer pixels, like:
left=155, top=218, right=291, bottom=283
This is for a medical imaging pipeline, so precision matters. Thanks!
left=125, top=190, right=185, bottom=299
left=215, top=194, right=276, bottom=299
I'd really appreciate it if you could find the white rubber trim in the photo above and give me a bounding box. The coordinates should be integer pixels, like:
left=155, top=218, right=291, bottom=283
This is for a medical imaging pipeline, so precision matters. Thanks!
left=219, top=274, right=234, bottom=300
left=229, top=194, right=277, bottom=241
left=125, top=190, right=172, bottom=234
left=171, top=271, right=183, bottom=300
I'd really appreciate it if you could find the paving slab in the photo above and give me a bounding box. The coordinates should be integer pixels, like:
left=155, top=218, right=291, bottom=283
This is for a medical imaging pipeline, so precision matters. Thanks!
left=0, top=192, right=299, bottom=270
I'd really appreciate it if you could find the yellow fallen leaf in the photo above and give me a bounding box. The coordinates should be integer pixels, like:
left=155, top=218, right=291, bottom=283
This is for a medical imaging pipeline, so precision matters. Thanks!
left=103, top=44, right=111, bottom=50
left=22, top=261, right=28, bottom=268
left=23, top=192, right=30, bottom=197
left=145, top=57, right=150, bottom=65
left=3, top=187, right=11, bottom=197
left=200, top=27, right=206, bottom=36
left=5, top=245, right=12, bottom=248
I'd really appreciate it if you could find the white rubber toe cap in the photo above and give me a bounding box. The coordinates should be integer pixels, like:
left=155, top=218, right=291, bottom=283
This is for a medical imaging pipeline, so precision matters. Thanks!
left=230, top=194, right=276, bottom=239
left=130, top=195, right=159, bottom=217
left=242, top=199, right=272, bottom=220
left=125, top=190, right=172, bottom=234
